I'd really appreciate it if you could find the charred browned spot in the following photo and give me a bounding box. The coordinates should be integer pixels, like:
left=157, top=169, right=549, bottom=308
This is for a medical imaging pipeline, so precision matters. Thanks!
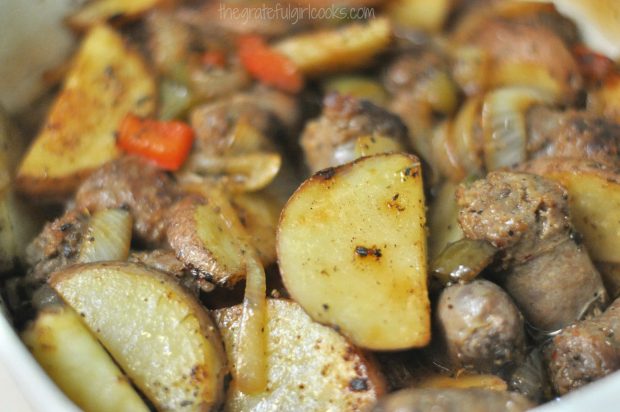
left=355, top=246, right=382, bottom=259
left=349, top=377, right=369, bottom=392
left=316, top=167, right=336, bottom=180
left=387, top=198, right=405, bottom=212
left=400, top=166, right=419, bottom=182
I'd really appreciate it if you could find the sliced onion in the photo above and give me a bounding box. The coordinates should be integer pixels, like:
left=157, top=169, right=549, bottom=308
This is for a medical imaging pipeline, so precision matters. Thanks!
left=451, top=46, right=490, bottom=96
left=78, top=209, right=132, bottom=263
left=431, top=120, right=465, bottom=182
left=181, top=152, right=282, bottom=193
left=482, top=86, right=554, bottom=171
left=206, top=188, right=267, bottom=394
left=323, top=75, right=389, bottom=107
left=431, top=238, right=496, bottom=286
left=158, top=79, right=193, bottom=121
left=428, top=180, right=464, bottom=261
left=452, top=96, right=484, bottom=177
left=416, top=71, right=459, bottom=116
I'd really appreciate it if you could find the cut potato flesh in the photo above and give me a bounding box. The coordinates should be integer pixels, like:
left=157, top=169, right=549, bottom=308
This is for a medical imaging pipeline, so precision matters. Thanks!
left=214, top=299, right=386, bottom=411
left=167, top=196, right=248, bottom=286
left=50, top=262, right=227, bottom=411
left=522, top=158, right=620, bottom=263
left=16, top=25, right=155, bottom=198
left=274, top=18, right=392, bottom=76
left=277, top=153, right=430, bottom=350
left=230, top=192, right=280, bottom=268
left=22, top=306, right=149, bottom=412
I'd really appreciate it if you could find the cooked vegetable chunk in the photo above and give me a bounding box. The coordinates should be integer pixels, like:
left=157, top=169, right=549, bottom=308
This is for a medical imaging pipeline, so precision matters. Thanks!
left=274, top=18, right=392, bottom=76
left=214, top=299, right=386, bottom=411
left=278, top=153, right=430, bottom=350
left=167, top=195, right=248, bottom=287
left=22, top=306, right=149, bottom=412
left=50, top=262, right=227, bottom=411
left=372, top=388, right=533, bottom=412
left=16, top=25, right=155, bottom=198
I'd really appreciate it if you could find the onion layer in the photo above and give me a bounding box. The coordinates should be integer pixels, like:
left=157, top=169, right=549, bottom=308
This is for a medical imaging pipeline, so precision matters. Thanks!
left=78, top=209, right=132, bottom=263
left=482, top=87, right=554, bottom=171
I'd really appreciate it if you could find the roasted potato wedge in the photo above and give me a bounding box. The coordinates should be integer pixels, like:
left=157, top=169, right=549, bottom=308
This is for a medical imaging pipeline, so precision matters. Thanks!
left=16, top=25, right=155, bottom=198
left=214, top=299, right=386, bottom=411
left=230, top=192, right=280, bottom=268
left=22, top=306, right=149, bottom=412
left=274, top=18, right=392, bottom=76
left=277, top=153, right=430, bottom=350
left=167, top=195, right=248, bottom=286
left=522, top=158, right=620, bottom=263
left=68, top=0, right=164, bottom=30
left=50, top=262, right=227, bottom=411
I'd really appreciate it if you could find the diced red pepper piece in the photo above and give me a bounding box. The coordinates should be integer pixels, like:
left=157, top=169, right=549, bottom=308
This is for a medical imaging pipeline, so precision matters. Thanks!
left=117, top=114, right=194, bottom=171
left=237, top=35, right=304, bottom=93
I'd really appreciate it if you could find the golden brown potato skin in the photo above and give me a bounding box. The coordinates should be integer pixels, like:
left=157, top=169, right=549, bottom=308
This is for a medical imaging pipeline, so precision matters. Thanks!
left=214, top=299, right=386, bottom=411
left=278, top=154, right=430, bottom=350
left=16, top=25, right=155, bottom=199
left=50, top=262, right=227, bottom=411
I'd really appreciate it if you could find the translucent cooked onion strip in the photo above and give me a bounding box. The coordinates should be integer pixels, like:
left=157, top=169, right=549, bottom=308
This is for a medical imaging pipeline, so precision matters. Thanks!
left=431, top=121, right=466, bottom=182
left=202, top=187, right=268, bottom=394
left=181, top=152, right=282, bottom=193
left=482, top=86, right=554, bottom=171
left=431, top=238, right=497, bottom=286
left=452, top=96, right=484, bottom=177
left=78, top=209, right=132, bottom=263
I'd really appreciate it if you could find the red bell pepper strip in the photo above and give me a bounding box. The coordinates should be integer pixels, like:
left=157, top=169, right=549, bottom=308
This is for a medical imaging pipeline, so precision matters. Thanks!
left=117, top=114, right=194, bottom=171
left=237, top=35, right=304, bottom=93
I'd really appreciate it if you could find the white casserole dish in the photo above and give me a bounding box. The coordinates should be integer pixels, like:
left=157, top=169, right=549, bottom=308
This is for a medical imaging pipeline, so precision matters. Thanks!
left=0, top=1, right=619, bottom=410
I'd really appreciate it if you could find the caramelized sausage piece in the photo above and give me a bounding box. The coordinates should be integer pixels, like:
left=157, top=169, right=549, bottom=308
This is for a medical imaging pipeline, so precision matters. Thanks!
left=547, top=297, right=620, bottom=395
left=457, top=172, right=607, bottom=332
left=437, top=280, right=526, bottom=375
